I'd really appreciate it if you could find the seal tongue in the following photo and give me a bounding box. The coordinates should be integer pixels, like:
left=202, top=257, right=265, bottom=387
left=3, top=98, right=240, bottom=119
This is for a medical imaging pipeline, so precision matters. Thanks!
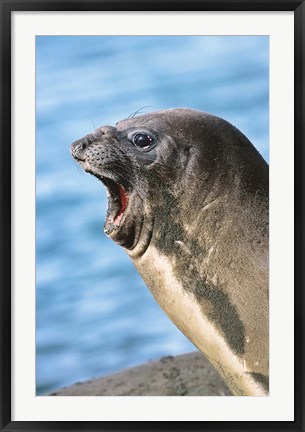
left=114, top=184, right=128, bottom=225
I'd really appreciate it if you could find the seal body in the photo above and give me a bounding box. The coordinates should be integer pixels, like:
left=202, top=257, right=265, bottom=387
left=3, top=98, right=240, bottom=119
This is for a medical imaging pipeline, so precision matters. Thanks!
left=70, top=108, right=269, bottom=396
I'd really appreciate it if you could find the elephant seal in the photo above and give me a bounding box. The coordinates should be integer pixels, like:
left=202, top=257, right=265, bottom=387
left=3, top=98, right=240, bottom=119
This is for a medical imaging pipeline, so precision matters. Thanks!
left=70, top=108, right=269, bottom=396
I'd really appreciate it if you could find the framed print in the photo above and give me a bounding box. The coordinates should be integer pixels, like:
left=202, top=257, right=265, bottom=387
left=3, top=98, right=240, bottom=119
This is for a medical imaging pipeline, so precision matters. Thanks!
left=1, top=1, right=304, bottom=431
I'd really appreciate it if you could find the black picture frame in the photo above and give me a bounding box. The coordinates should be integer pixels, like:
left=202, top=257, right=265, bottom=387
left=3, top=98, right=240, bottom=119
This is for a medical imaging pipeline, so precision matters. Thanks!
left=1, top=1, right=304, bottom=431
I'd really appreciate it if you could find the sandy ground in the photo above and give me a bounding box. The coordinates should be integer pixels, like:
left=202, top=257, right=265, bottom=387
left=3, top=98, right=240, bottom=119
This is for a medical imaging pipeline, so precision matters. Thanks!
left=50, top=351, right=231, bottom=396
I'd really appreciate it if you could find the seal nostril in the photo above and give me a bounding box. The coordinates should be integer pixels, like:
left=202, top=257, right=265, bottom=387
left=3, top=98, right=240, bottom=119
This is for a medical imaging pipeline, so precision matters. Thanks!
left=70, top=139, right=88, bottom=161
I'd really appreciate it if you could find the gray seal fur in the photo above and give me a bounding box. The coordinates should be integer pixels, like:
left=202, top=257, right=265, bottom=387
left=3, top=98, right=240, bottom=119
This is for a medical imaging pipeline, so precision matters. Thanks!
left=70, top=108, right=269, bottom=396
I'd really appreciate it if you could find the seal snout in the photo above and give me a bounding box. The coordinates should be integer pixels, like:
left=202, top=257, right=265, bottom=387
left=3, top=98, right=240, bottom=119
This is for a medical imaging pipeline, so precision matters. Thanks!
left=70, top=126, right=117, bottom=162
left=70, top=139, right=87, bottom=161
left=70, top=133, right=100, bottom=161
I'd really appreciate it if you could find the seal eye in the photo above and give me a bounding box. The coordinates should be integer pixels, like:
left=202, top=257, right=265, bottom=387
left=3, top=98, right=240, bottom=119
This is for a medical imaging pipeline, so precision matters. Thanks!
left=132, top=133, right=153, bottom=149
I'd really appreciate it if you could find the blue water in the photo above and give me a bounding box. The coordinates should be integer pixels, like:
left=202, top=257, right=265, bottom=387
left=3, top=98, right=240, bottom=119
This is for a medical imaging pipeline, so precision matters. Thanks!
left=36, top=36, right=269, bottom=395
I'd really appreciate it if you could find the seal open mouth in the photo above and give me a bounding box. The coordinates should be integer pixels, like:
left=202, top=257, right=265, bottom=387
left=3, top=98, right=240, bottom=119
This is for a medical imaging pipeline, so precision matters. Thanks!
left=96, top=175, right=129, bottom=230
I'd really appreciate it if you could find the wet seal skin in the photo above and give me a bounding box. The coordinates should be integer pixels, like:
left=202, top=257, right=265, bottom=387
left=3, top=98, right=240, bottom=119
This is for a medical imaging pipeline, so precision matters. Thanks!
left=70, top=108, right=269, bottom=396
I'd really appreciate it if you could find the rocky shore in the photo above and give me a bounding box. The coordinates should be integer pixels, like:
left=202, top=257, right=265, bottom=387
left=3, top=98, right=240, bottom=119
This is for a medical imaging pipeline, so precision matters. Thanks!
left=51, top=351, right=231, bottom=396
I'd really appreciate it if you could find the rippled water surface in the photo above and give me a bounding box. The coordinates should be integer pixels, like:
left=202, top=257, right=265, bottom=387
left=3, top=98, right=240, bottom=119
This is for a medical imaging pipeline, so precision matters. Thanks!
left=36, top=35, right=269, bottom=394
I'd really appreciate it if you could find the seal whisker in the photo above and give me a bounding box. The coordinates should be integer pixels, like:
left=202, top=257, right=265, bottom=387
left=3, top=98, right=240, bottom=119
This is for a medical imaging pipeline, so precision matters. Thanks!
left=73, top=159, right=86, bottom=175
left=127, top=106, right=153, bottom=119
